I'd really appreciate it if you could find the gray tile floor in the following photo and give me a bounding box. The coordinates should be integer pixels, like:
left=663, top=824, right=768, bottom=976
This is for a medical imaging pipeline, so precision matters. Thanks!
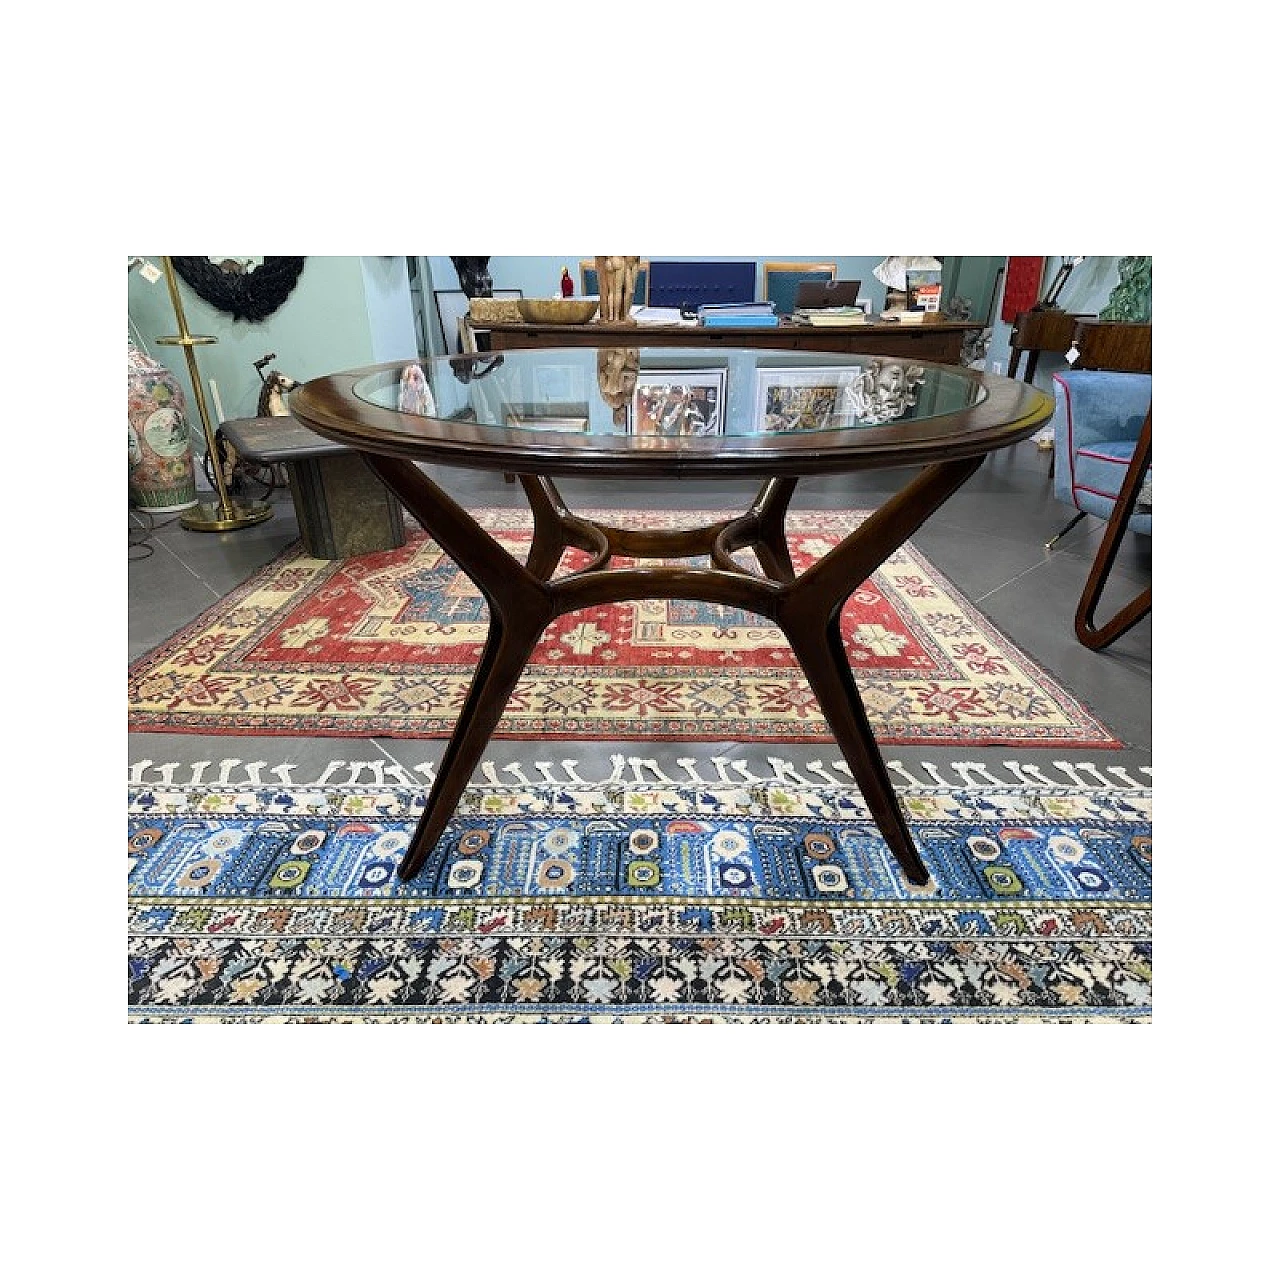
left=128, top=439, right=1152, bottom=791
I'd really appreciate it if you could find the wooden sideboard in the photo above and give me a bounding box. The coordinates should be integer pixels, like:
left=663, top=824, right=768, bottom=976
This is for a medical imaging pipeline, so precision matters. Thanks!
left=1008, top=310, right=1095, bottom=381
left=473, top=317, right=977, bottom=364
left=1069, top=320, right=1152, bottom=373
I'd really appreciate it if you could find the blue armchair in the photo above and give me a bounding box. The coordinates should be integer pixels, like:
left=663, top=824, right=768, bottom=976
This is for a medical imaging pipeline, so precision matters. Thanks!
left=1046, top=369, right=1152, bottom=648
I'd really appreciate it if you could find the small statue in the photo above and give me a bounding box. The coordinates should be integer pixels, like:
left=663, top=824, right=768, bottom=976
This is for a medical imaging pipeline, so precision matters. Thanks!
left=451, top=256, right=493, bottom=298
left=845, top=360, right=926, bottom=426
left=597, top=347, right=640, bottom=427
left=257, top=369, right=299, bottom=417
left=397, top=362, right=437, bottom=416
left=595, top=255, right=640, bottom=323
left=560, top=267, right=574, bottom=298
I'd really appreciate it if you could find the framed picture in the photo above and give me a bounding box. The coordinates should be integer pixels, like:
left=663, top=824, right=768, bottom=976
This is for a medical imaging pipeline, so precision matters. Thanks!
left=753, top=367, right=857, bottom=433
left=630, top=369, right=725, bottom=437
left=504, top=403, right=591, bottom=432
left=434, top=289, right=523, bottom=356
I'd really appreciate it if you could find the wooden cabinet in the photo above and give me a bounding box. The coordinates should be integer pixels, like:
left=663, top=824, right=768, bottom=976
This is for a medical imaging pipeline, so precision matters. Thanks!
left=477, top=319, right=974, bottom=364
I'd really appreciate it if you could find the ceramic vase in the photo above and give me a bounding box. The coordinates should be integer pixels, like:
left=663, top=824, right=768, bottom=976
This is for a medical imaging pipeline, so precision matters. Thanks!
left=128, top=344, right=197, bottom=512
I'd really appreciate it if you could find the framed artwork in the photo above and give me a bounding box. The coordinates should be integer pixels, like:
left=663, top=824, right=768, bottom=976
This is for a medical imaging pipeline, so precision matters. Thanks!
left=434, top=289, right=523, bottom=356
left=504, top=403, right=591, bottom=432
left=753, top=367, right=857, bottom=433
left=630, top=369, right=725, bottom=437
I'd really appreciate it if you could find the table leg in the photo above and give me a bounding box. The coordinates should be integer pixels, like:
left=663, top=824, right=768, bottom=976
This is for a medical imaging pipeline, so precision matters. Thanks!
left=1074, top=412, right=1152, bottom=650
left=786, top=614, right=930, bottom=883
left=399, top=606, right=550, bottom=880
left=750, top=477, right=798, bottom=582
left=776, top=457, right=983, bottom=885
left=361, top=451, right=987, bottom=889
left=362, top=456, right=555, bottom=882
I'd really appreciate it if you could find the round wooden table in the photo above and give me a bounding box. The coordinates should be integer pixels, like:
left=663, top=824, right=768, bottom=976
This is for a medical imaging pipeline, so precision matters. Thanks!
left=291, top=347, right=1052, bottom=887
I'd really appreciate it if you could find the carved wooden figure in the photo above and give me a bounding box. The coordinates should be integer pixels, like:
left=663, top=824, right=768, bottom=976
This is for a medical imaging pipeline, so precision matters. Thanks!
left=595, top=255, right=640, bottom=323
left=597, top=347, right=640, bottom=426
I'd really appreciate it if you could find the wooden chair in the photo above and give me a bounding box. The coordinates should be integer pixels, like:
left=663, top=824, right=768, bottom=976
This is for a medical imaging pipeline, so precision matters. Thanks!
left=1074, top=411, right=1151, bottom=650
left=1044, top=370, right=1152, bottom=650
left=579, top=260, right=649, bottom=306
left=762, top=261, right=836, bottom=317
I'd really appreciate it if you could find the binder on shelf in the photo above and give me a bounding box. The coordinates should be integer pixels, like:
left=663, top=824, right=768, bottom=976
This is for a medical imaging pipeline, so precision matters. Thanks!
left=701, top=313, right=781, bottom=328
left=697, top=300, right=778, bottom=328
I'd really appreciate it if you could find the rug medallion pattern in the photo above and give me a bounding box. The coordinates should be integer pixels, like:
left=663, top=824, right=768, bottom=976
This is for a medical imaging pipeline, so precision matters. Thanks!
left=128, top=510, right=1117, bottom=747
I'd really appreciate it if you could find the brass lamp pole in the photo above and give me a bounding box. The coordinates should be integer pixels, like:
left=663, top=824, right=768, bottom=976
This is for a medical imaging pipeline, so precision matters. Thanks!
left=156, top=256, right=272, bottom=532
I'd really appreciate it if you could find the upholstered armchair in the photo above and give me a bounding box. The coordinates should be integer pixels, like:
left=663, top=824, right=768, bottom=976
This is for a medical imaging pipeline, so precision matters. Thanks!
left=1046, top=369, right=1152, bottom=648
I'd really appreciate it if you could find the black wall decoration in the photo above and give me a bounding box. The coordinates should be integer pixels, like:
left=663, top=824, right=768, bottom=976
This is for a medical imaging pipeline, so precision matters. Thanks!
left=171, top=257, right=306, bottom=323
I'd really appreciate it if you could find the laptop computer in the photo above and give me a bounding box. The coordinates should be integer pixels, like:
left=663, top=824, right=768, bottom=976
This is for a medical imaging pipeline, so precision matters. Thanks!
left=794, top=279, right=862, bottom=310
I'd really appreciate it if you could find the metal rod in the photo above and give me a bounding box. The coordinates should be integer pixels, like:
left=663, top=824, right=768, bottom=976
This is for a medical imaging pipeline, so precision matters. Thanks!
left=160, top=257, right=235, bottom=520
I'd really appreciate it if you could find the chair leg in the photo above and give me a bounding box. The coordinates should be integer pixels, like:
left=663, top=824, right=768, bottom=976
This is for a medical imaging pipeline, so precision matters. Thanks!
left=1045, top=511, right=1087, bottom=550
left=1075, top=414, right=1152, bottom=651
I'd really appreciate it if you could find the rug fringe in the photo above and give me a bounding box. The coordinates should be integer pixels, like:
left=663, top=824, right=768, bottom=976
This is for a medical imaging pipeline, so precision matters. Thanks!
left=128, top=755, right=1151, bottom=790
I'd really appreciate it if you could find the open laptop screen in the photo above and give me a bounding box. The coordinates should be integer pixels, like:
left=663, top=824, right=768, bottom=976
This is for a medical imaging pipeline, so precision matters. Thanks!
left=794, top=280, right=862, bottom=309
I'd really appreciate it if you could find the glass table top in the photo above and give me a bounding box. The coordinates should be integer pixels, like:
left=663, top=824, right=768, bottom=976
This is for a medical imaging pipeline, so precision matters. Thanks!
left=351, top=347, right=987, bottom=439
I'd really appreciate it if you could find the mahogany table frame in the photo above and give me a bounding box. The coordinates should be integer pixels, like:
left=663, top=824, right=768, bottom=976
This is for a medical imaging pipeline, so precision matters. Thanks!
left=291, top=355, right=1052, bottom=888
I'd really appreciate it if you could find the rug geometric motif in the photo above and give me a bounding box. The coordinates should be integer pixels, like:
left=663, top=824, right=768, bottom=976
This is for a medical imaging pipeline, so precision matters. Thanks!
left=127, top=509, right=1120, bottom=747
left=128, top=773, right=1151, bottom=1022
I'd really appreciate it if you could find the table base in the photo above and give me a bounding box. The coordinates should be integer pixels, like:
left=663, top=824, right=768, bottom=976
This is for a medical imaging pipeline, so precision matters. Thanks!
left=364, top=456, right=984, bottom=887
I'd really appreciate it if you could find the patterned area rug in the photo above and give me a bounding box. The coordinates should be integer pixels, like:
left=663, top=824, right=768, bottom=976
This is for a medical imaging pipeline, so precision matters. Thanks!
left=129, top=509, right=1119, bottom=747
left=128, top=756, right=1151, bottom=1022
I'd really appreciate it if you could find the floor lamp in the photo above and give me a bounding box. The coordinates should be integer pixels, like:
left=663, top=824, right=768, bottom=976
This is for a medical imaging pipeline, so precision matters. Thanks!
left=157, top=256, right=272, bottom=532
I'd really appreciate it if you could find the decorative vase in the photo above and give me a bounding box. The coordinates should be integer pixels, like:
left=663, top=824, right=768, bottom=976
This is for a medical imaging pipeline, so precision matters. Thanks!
left=128, top=344, right=197, bottom=512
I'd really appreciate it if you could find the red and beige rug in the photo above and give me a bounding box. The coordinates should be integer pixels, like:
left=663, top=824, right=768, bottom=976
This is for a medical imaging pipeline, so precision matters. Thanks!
left=129, top=508, right=1120, bottom=747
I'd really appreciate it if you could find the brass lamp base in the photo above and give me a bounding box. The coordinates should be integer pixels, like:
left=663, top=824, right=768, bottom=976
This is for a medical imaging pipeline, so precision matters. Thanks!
left=180, top=500, right=274, bottom=532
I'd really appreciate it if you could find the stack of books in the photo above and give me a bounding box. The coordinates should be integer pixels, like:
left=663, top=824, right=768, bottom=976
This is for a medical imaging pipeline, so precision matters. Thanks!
left=698, top=301, right=779, bottom=328
left=794, top=306, right=868, bottom=326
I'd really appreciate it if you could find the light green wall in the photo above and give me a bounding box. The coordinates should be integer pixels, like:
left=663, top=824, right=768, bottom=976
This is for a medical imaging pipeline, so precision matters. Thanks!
left=127, top=257, right=384, bottom=427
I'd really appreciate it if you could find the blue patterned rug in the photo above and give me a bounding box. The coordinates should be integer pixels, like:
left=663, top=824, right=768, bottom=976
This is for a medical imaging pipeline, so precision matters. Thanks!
left=128, top=756, right=1151, bottom=1022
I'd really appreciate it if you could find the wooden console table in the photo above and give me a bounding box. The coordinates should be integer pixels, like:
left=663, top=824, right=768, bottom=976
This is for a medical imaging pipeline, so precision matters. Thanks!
left=475, top=317, right=976, bottom=364
left=1069, top=320, right=1152, bottom=373
left=1008, top=310, right=1094, bottom=381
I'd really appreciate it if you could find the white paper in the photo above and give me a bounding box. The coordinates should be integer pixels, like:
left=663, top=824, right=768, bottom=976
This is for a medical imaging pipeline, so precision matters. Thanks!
left=631, top=306, right=695, bottom=326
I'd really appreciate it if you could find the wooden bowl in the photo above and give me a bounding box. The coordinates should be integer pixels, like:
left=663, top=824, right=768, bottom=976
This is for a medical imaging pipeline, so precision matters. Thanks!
left=517, top=298, right=600, bottom=325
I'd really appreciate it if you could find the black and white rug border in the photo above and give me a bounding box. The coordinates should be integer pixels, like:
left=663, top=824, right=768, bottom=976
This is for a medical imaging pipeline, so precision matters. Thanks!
left=129, top=753, right=1151, bottom=792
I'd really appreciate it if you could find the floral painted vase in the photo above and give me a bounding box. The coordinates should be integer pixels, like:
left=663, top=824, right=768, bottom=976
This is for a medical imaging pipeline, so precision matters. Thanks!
left=128, top=344, right=197, bottom=512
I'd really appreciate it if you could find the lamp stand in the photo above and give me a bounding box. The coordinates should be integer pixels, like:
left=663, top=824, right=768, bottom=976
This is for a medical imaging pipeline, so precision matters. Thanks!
left=157, top=256, right=272, bottom=532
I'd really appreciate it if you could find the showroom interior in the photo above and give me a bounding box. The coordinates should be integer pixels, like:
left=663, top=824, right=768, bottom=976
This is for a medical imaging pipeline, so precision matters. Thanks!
left=127, top=254, right=1152, bottom=1023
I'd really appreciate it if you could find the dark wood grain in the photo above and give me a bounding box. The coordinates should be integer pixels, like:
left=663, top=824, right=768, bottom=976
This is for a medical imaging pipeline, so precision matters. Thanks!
left=1074, top=412, right=1152, bottom=649
left=291, top=352, right=1055, bottom=888
left=481, top=317, right=974, bottom=363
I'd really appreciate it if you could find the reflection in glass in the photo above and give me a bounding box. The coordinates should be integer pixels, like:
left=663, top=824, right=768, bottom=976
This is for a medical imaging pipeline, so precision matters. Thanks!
left=631, top=370, right=724, bottom=437
left=504, top=405, right=591, bottom=432
left=397, top=363, right=435, bottom=416
left=845, top=361, right=927, bottom=426
left=351, top=349, right=984, bottom=440
left=597, top=347, right=640, bottom=427
left=756, top=368, right=856, bottom=433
